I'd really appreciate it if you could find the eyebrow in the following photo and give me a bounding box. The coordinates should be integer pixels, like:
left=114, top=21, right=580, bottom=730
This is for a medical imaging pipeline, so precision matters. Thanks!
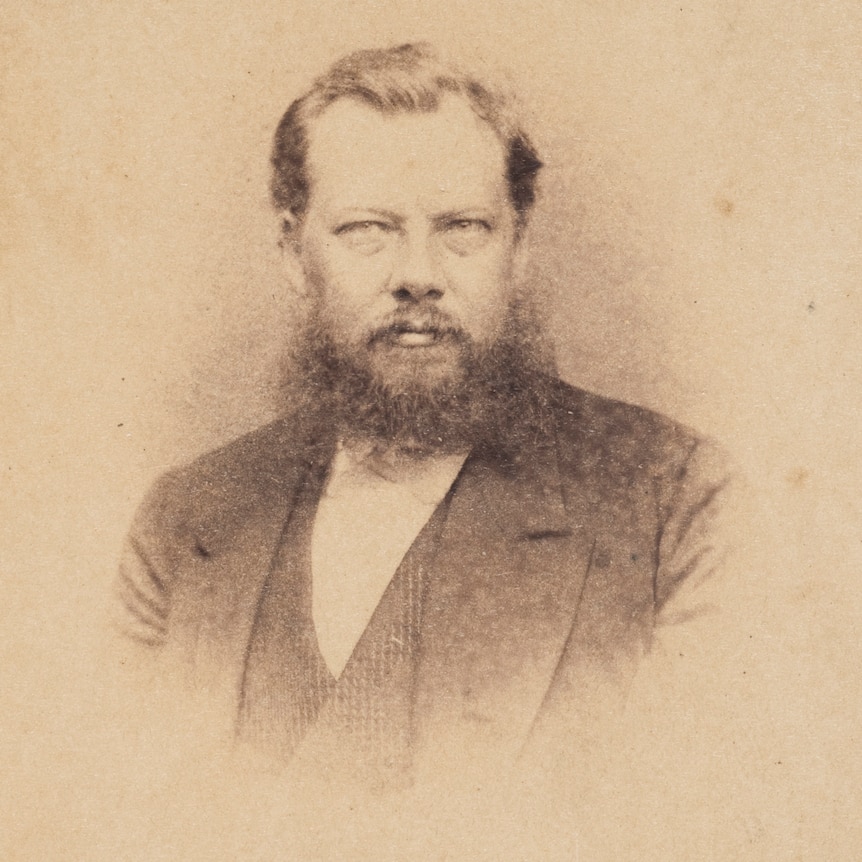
left=334, top=208, right=403, bottom=223
left=432, top=209, right=494, bottom=223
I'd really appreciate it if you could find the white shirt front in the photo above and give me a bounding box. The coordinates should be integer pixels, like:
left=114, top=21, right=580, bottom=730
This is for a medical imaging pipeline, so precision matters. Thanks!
left=310, top=442, right=468, bottom=679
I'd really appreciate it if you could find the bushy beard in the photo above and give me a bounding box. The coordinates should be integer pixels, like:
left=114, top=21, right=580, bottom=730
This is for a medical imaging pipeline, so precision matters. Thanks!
left=281, top=296, right=556, bottom=455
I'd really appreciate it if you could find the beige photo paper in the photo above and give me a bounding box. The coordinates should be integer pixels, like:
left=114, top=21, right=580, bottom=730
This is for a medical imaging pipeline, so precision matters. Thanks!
left=2, top=2, right=860, bottom=859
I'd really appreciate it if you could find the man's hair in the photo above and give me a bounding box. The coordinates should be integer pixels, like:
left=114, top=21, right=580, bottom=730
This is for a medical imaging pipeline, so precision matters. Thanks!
left=270, top=43, right=543, bottom=231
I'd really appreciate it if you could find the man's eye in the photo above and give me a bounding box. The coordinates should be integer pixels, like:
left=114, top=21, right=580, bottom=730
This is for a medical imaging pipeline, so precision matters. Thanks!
left=336, top=220, right=390, bottom=235
left=448, top=219, right=489, bottom=231
left=442, top=219, right=492, bottom=254
left=334, top=221, right=393, bottom=253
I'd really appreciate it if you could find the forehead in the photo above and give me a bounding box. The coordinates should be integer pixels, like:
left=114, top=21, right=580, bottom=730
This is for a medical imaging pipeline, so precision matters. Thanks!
left=303, top=95, right=509, bottom=211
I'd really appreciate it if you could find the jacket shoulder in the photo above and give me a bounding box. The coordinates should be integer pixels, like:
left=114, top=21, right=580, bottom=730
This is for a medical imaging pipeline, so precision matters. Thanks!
left=546, top=380, right=735, bottom=608
left=130, top=416, right=323, bottom=565
left=115, top=418, right=311, bottom=645
left=547, top=379, right=708, bottom=478
left=144, top=418, right=299, bottom=518
left=116, top=417, right=317, bottom=633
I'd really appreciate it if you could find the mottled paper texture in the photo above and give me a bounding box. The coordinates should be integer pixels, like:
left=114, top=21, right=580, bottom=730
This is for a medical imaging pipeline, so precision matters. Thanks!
left=2, top=2, right=860, bottom=859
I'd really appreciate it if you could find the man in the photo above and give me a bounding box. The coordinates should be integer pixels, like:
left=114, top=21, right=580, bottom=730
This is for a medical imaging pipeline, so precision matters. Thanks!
left=116, top=43, right=734, bottom=792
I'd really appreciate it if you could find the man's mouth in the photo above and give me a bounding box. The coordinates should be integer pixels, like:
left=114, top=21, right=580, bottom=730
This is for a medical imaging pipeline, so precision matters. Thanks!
left=372, top=319, right=461, bottom=348
left=393, top=330, right=437, bottom=347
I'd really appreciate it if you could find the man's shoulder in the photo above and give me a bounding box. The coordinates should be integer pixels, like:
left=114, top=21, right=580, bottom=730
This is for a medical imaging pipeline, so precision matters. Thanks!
left=160, top=382, right=716, bottom=495
left=138, top=381, right=723, bottom=530
left=546, top=378, right=708, bottom=473
left=171, top=417, right=300, bottom=482
left=133, top=416, right=318, bottom=539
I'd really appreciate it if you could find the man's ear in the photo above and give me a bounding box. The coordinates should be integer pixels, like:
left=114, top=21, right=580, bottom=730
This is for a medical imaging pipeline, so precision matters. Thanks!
left=277, top=211, right=306, bottom=293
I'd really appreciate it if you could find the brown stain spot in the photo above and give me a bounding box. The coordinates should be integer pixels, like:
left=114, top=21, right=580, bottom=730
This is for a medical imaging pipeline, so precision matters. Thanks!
left=786, top=467, right=809, bottom=487
left=715, top=196, right=735, bottom=217
left=592, top=549, right=611, bottom=569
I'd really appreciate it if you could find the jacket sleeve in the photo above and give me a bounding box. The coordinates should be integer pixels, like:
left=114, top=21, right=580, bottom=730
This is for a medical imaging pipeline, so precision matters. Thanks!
left=112, top=474, right=181, bottom=648
left=654, top=437, right=741, bottom=629
left=115, top=533, right=170, bottom=647
left=613, top=442, right=775, bottom=855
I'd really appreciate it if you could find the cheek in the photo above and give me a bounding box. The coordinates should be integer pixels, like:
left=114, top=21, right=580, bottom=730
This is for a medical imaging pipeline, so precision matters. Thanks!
left=302, top=242, right=392, bottom=312
left=301, top=244, right=398, bottom=347
left=446, top=248, right=515, bottom=328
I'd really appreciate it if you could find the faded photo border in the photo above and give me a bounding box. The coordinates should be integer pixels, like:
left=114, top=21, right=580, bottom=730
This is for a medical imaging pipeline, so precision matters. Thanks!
left=2, top=2, right=861, bottom=859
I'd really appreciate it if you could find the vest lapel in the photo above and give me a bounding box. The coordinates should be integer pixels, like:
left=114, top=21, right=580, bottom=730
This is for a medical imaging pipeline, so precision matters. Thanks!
left=413, top=427, right=597, bottom=776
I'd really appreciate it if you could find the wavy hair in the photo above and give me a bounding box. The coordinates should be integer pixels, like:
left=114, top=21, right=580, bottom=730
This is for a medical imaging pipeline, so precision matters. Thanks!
left=270, top=43, right=543, bottom=233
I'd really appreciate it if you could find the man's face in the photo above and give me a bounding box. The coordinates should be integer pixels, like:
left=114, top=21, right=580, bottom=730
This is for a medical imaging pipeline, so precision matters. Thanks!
left=291, top=94, right=521, bottom=396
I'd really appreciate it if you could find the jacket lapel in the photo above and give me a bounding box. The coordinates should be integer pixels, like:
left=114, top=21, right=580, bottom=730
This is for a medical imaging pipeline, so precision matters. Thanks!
left=167, top=419, right=333, bottom=736
left=413, top=425, right=598, bottom=775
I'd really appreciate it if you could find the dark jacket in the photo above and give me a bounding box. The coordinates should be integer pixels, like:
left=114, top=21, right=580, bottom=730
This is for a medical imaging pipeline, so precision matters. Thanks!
left=116, top=378, right=733, bottom=785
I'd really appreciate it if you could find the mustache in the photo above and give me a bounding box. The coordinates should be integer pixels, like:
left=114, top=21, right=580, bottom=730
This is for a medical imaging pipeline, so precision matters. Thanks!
left=367, top=307, right=467, bottom=345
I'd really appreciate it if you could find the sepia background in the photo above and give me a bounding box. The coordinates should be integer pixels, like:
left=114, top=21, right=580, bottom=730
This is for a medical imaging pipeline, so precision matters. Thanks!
left=2, top=1, right=860, bottom=858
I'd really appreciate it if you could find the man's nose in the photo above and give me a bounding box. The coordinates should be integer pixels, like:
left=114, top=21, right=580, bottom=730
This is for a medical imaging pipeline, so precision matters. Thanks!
left=390, top=234, right=444, bottom=302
